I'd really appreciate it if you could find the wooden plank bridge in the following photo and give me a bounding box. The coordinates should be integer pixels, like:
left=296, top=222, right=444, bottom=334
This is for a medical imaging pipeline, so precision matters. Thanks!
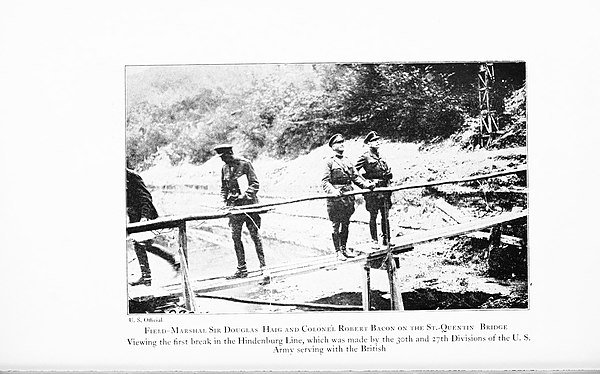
left=127, top=166, right=527, bottom=313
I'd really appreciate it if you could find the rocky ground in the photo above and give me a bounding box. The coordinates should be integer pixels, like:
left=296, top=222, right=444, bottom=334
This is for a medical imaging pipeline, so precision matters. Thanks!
left=129, top=137, right=528, bottom=313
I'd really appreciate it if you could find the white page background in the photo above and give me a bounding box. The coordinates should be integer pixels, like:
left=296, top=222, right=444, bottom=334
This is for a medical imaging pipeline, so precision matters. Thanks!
left=0, top=0, right=598, bottom=371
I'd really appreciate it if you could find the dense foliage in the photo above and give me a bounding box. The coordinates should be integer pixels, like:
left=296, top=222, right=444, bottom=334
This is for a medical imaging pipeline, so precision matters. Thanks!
left=126, top=63, right=525, bottom=169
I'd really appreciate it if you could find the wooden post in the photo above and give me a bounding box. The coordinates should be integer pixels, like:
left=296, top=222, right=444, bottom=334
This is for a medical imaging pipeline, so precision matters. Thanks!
left=179, top=221, right=189, bottom=262
left=383, top=196, right=404, bottom=311
left=362, top=266, right=371, bottom=311
left=485, top=224, right=503, bottom=274
left=386, top=254, right=404, bottom=311
left=178, top=222, right=197, bottom=313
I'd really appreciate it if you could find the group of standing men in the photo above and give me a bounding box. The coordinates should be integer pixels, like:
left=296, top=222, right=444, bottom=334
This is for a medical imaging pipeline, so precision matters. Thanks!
left=322, top=131, right=394, bottom=261
left=126, top=131, right=393, bottom=285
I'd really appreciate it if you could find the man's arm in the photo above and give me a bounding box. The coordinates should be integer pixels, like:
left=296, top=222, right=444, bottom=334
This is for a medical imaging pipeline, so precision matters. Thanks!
left=380, top=160, right=393, bottom=183
left=220, top=166, right=229, bottom=204
left=349, top=161, right=374, bottom=190
left=321, top=159, right=340, bottom=195
left=355, top=153, right=367, bottom=173
left=243, top=161, right=260, bottom=199
left=138, top=192, right=157, bottom=220
left=129, top=171, right=158, bottom=220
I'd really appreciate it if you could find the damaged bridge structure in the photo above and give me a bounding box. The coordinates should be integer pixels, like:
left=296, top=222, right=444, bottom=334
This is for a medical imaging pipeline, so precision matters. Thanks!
left=127, top=166, right=528, bottom=313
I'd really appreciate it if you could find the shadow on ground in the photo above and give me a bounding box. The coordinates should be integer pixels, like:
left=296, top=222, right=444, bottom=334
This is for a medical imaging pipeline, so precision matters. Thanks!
left=304, top=288, right=527, bottom=311
left=129, top=287, right=528, bottom=313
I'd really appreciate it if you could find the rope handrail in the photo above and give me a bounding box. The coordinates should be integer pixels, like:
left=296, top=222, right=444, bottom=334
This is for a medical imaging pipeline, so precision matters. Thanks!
left=127, top=165, right=527, bottom=234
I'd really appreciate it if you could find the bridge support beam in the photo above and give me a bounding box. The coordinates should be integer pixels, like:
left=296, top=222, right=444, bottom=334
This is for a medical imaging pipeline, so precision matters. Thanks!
left=362, top=266, right=371, bottom=311
left=383, top=197, right=404, bottom=311
left=178, top=222, right=197, bottom=313
left=386, top=253, right=404, bottom=311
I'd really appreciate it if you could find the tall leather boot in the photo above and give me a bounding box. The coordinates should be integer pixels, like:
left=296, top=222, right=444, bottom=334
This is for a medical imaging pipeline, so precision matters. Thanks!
left=249, top=225, right=266, bottom=269
left=227, top=235, right=248, bottom=279
left=381, top=211, right=393, bottom=247
left=332, top=233, right=345, bottom=261
left=340, top=224, right=355, bottom=258
left=369, top=212, right=378, bottom=242
left=146, top=243, right=180, bottom=272
left=130, top=242, right=152, bottom=286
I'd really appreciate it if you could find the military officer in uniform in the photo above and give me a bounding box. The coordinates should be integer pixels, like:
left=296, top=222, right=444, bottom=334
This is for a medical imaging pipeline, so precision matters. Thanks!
left=322, top=134, right=375, bottom=260
left=127, top=168, right=180, bottom=286
left=355, top=131, right=394, bottom=249
left=215, top=144, right=266, bottom=279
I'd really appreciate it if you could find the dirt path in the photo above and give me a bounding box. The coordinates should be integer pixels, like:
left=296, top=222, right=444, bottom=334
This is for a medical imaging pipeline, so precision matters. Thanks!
left=129, top=190, right=526, bottom=313
left=131, top=139, right=528, bottom=313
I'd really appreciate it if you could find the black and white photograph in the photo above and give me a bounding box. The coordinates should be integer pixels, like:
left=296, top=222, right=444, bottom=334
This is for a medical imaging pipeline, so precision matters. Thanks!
left=126, top=62, right=528, bottom=314
left=2, top=0, right=599, bottom=372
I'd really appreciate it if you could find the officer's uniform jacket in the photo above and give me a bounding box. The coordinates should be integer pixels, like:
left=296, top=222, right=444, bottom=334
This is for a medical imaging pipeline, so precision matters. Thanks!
left=322, top=153, right=371, bottom=194
left=221, top=157, right=260, bottom=207
left=355, top=149, right=393, bottom=187
left=126, top=169, right=159, bottom=223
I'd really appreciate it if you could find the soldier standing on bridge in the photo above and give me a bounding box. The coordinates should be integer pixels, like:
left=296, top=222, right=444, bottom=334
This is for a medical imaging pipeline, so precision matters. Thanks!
left=215, top=144, right=266, bottom=279
left=322, top=134, right=375, bottom=261
left=126, top=168, right=180, bottom=287
left=355, top=131, right=394, bottom=249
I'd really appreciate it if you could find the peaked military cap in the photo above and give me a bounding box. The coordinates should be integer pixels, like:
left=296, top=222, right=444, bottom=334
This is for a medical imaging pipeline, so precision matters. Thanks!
left=214, top=144, right=234, bottom=155
left=364, top=131, right=381, bottom=144
left=328, top=133, right=344, bottom=147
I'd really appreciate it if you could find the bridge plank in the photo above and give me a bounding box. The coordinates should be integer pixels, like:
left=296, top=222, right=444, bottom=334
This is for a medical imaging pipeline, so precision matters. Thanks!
left=432, top=198, right=524, bottom=246
left=130, top=210, right=527, bottom=301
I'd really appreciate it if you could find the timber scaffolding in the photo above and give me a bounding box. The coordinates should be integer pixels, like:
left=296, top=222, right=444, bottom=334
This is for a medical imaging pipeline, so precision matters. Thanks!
left=127, top=165, right=528, bottom=313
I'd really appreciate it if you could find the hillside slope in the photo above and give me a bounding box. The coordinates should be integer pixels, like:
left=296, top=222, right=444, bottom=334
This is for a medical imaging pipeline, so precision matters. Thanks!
left=142, top=138, right=526, bottom=197
left=132, top=138, right=528, bottom=312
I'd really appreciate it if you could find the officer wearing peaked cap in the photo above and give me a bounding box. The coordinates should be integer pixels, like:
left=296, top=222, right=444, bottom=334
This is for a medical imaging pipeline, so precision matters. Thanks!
left=214, top=144, right=267, bottom=279
left=321, top=134, right=375, bottom=260
left=363, top=131, right=379, bottom=144
left=214, top=144, right=234, bottom=155
left=328, top=133, right=344, bottom=147
left=355, top=131, right=394, bottom=249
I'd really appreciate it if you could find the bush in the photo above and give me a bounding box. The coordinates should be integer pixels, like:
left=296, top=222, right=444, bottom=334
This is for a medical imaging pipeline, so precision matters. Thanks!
left=324, top=64, right=465, bottom=142
left=126, top=63, right=525, bottom=169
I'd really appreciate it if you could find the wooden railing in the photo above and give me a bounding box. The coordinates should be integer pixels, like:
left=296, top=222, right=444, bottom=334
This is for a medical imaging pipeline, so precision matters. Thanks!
left=126, top=165, right=527, bottom=312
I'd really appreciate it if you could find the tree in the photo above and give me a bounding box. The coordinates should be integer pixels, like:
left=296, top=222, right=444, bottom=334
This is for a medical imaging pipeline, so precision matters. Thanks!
left=323, top=64, right=465, bottom=141
left=125, top=63, right=525, bottom=170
